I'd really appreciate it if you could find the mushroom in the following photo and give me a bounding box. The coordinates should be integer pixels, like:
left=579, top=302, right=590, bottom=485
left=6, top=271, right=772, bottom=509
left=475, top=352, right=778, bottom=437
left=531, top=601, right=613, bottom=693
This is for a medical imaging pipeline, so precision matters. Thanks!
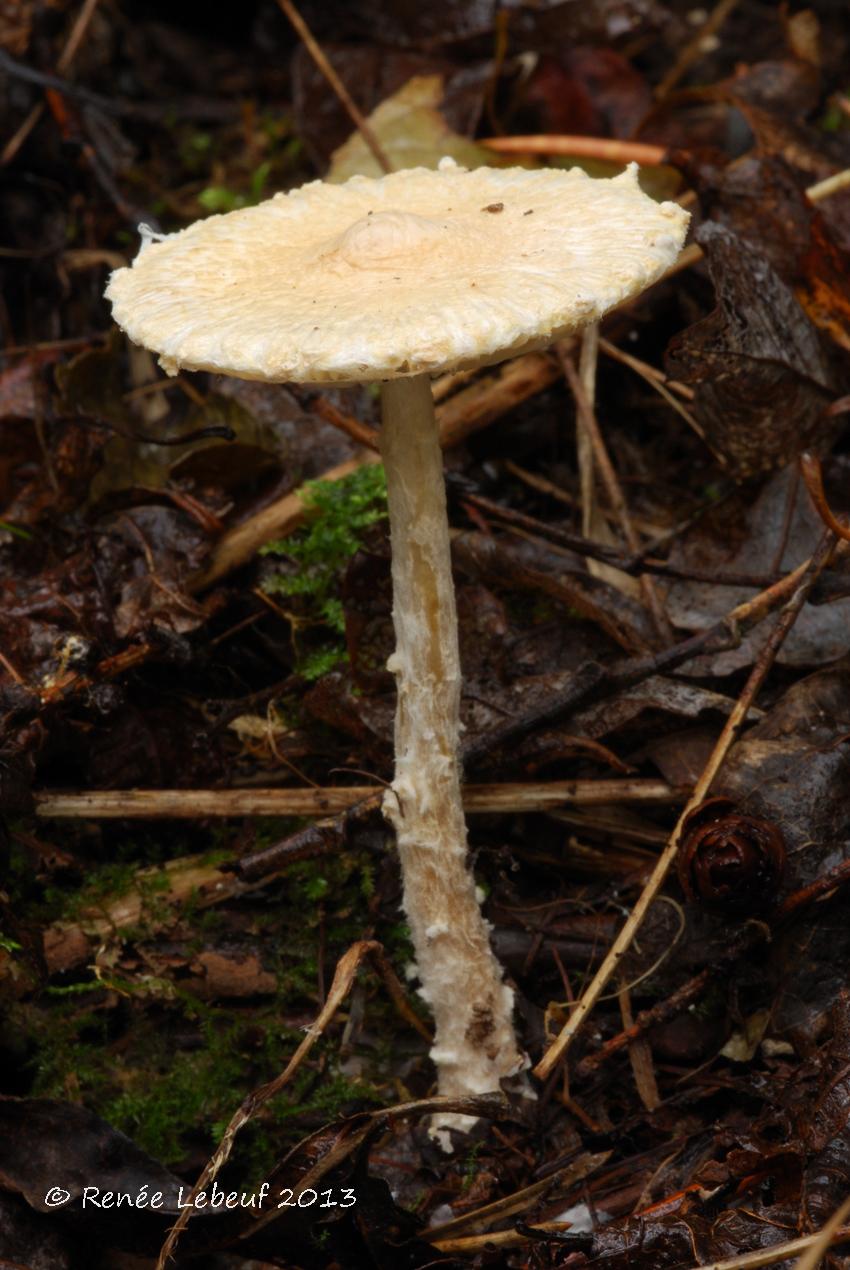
left=106, top=159, right=689, bottom=1123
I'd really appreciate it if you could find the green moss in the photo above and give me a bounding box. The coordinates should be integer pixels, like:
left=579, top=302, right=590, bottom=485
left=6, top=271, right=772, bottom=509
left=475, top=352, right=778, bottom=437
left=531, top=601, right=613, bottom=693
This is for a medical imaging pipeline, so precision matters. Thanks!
left=22, top=986, right=382, bottom=1173
left=198, top=161, right=272, bottom=213
left=16, top=823, right=415, bottom=1176
left=261, top=463, right=387, bottom=679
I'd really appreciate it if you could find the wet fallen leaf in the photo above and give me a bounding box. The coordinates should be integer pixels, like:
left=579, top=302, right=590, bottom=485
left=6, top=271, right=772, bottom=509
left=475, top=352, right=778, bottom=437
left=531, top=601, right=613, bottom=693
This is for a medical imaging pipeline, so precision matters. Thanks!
left=666, top=222, right=836, bottom=475
left=327, top=74, right=500, bottom=182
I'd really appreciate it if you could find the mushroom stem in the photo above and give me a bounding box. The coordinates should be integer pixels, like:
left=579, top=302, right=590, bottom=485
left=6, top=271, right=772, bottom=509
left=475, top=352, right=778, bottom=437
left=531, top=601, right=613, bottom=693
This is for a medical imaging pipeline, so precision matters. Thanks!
left=379, top=373, right=524, bottom=1120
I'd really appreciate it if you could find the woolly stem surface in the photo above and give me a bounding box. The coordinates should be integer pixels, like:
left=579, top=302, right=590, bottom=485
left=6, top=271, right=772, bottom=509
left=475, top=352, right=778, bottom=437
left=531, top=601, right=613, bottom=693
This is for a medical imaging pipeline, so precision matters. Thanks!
left=379, top=373, right=523, bottom=1118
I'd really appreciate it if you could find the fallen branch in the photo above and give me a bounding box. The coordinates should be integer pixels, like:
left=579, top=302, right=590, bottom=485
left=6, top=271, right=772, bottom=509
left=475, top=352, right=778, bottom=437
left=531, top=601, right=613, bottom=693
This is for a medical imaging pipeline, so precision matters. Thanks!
left=273, top=0, right=391, bottom=173
left=34, top=778, right=681, bottom=820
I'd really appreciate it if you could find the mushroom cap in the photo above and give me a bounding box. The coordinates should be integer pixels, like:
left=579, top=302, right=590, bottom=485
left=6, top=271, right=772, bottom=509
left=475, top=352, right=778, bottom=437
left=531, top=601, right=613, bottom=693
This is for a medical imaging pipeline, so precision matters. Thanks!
left=106, top=160, right=689, bottom=385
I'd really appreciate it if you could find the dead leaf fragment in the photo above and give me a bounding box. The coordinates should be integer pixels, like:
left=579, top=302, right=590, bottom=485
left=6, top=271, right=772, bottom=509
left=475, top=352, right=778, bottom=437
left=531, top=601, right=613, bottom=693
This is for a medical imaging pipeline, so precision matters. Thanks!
left=666, top=222, right=835, bottom=476
left=188, top=949, right=278, bottom=998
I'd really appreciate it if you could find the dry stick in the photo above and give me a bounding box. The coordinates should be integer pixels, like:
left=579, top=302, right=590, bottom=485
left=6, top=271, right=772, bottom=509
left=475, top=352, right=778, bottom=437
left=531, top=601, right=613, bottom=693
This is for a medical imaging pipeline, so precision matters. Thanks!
left=436, top=351, right=559, bottom=448
left=33, top=778, right=682, bottom=820
left=806, top=168, right=850, bottom=202
left=597, top=336, right=694, bottom=399
left=533, top=529, right=837, bottom=1082
left=156, top=940, right=412, bottom=1269
left=690, top=1227, right=850, bottom=1270
left=458, top=487, right=777, bottom=589
left=430, top=1222, right=577, bottom=1255
left=493, top=469, right=756, bottom=586
left=420, top=1152, right=609, bottom=1243
left=800, top=451, right=850, bottom=541
left=560, top=347, right=671, bottom=642
left=598, top=336, right=704, bottom=441
left=1, top=0, right=102, bottom=166
left=273, top=0, right=391, bottom=175
left=794, top=1196, right=850, bottom=1270
left=481, top=136, right=669, bottom=165
left=311, top=394, right=380, bottom=450
left=573, top=326, right=646, bottom=612
left=654, top=0, right=742, bottom=100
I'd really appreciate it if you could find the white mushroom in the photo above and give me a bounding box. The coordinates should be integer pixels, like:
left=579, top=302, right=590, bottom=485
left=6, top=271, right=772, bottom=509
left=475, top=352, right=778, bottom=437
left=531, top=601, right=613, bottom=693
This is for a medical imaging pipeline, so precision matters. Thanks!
left=106, top=159, right=689, bottom=1131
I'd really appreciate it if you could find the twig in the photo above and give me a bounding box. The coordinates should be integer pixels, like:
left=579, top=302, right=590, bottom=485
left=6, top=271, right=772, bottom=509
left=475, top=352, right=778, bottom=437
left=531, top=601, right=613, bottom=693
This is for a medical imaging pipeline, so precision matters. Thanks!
left=421, top=1152, right=609, bottom=1242
left=805, top=167, right=850, bottom=202
left=430, top=1222, right=581, bottom=1254
left=0, top=649, right=25, bottom=685
left=311, top=395, right=380, bottom=450
left=436, top=351, right=560, bottom=448
left=654, top=0, right=742, bottom=100
left=457, top=487, right=789, bottom=589
left=800, top=451, right=850, bottom=540
left=1, top=0, right=102, bottom=166
left=481, top=136, right=668, bottom=165
left=34, top=779, right=683, bottom=821
left=273, top=0, right=391, bottom=174
left=598, top=337, right=694, bottom=399
left=794, top=1197, right=850, bottom=1270
left=687, top=1226, right=850, bottom=1270
left=57, top=0, right=102, bottom=73
left=598, top=336, right=704, bottom=440
left=533, top=530, right=838, bottom=1081
left=577, top=325, right=599, bottom=546
left=560, top=347, right=671, bottom=641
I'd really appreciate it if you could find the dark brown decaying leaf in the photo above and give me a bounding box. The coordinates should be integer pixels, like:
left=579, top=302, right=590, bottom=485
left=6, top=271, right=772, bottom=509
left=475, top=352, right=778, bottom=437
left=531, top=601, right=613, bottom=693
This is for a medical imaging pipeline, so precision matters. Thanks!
left=666, top=222, right=836, bottom=476
left=0, top=1191, right=73, bottom=1270
left=0, top=1098, right=191, bottom=1258
left=684, top=150, right=850, bottom=358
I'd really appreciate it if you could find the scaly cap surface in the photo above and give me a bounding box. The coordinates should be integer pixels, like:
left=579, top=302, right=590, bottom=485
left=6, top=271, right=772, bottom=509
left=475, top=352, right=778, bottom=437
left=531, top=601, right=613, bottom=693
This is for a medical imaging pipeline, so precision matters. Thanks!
left=106, top=159, right=689, bottom=385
